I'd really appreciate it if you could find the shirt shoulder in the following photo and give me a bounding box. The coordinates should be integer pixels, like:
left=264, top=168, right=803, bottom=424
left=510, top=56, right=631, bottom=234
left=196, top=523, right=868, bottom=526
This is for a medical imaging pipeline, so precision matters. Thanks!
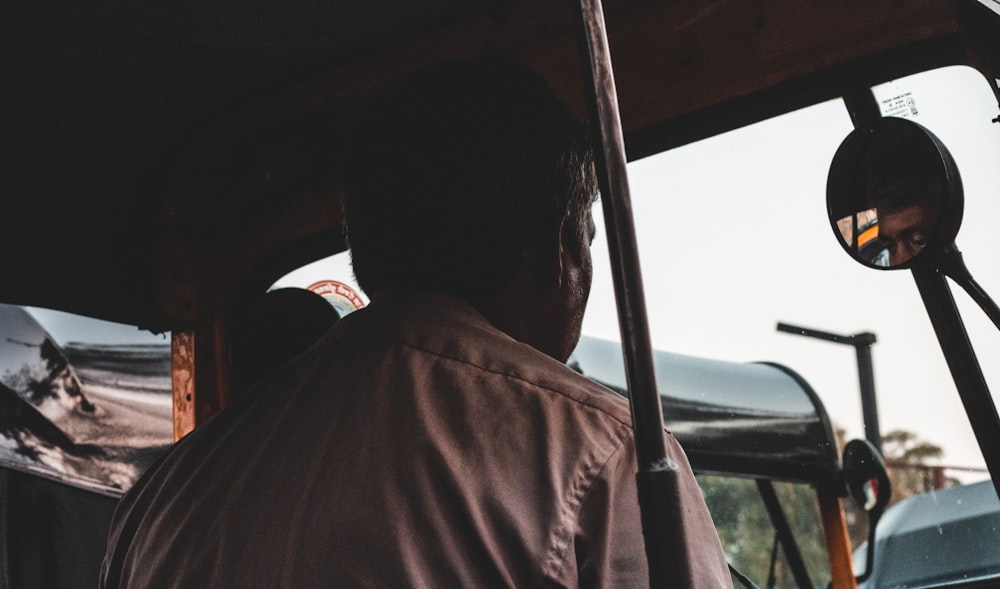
left=334, top=294, right=635, bottom=427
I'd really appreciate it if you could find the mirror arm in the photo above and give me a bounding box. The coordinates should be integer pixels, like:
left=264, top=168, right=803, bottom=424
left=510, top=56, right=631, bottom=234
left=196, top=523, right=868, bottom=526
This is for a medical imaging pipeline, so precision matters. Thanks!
left=855, top=511, right=882, bottom=583
left=842, top=439, right=891, bottom=583
left=842, top=87, right=881, bottom=128
left=935, top=246, right=1000, bottom=331
left=910, top=262, right=1000, bottom=500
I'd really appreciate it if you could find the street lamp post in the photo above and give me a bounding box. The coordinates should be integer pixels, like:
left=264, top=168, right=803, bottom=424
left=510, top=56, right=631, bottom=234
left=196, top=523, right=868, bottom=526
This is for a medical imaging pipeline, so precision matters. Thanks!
left=777, top=322, right=882, bottom=453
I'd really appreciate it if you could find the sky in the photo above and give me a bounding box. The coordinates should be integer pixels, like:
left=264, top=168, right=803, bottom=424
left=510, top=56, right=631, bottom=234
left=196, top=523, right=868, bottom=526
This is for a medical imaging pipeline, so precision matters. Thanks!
left=29, top=65, right=1000, bottom=481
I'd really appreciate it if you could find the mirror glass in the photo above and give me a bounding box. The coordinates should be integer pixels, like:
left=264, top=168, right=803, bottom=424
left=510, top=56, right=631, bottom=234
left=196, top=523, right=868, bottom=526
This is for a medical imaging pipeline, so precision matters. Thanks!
left=842, top=439, right=891, bottom=515
left=843, top=438, right=892, bottom=583
left=827, top=117, right=964, bottom=269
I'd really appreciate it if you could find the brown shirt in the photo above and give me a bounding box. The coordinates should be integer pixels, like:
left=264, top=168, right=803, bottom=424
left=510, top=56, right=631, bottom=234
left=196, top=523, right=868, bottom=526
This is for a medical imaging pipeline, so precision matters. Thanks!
left=101, top=294, right=731, bottom=588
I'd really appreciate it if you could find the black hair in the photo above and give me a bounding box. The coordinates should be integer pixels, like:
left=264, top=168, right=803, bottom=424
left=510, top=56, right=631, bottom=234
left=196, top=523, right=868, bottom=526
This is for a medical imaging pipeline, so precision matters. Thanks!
left=342, top=54, right=597, bottom=302
left=865, top=133, right=946, bottom=213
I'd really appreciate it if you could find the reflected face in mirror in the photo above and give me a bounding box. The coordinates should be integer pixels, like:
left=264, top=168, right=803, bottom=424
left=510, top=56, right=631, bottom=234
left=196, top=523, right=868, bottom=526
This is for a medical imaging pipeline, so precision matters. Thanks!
left=875, top=197, right=942, bottom=265
left=842, top=438, right=891, bottom=515
left=864, top=136, right=947, bottom=267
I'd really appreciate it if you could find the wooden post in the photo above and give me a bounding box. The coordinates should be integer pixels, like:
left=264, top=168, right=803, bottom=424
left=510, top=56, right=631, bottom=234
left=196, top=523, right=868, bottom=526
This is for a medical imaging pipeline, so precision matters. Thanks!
left=172, top=330, right=197, bottom=441
left=818, top=492, right=857, bottom=589
left=171, top=318, right=230, bottom=441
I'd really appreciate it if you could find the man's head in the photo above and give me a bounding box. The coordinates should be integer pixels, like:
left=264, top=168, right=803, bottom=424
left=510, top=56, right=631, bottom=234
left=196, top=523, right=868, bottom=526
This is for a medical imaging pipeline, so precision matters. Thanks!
left=871, top=197, right=941, bottom=266
left=343, top=55, right=598, bottom=359
left=865, top=136, right=946, bottom=265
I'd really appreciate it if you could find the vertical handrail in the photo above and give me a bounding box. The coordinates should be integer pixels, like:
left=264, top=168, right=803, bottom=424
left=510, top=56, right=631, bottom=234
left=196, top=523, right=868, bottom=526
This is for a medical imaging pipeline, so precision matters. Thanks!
left=571, top=0, right=689, bottom=584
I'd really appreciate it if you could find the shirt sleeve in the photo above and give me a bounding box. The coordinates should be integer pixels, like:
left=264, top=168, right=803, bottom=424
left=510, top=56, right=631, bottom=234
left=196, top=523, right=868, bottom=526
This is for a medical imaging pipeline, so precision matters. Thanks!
left=557, top=432, right=734, bottom=589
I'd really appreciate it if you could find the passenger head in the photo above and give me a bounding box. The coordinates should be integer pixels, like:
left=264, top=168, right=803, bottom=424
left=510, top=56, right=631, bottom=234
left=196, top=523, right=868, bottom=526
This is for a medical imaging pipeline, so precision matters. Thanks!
left=865, top=136, right=945, bottom=265
left=343, top=54, right=598, bottom=360
left=230, top=288, right=341, bottom=397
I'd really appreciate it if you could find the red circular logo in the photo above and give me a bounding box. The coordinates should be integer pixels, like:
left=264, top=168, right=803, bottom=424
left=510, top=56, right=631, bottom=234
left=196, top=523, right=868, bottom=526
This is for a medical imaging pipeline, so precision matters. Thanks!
left=306, top=280, right=366, bottom=316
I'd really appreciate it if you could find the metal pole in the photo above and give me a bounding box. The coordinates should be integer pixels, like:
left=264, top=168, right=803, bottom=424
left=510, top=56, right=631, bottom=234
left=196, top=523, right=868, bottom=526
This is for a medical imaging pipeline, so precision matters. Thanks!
left=854, top=340, right=882, bottom=452
left=910, top=264, right=1000, bottom=499
left=571, top=0, right=687, bottom=585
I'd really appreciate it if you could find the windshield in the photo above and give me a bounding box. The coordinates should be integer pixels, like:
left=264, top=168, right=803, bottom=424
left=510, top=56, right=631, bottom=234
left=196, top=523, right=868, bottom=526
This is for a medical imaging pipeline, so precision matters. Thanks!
left=582, top=65, right=1000, bottom=487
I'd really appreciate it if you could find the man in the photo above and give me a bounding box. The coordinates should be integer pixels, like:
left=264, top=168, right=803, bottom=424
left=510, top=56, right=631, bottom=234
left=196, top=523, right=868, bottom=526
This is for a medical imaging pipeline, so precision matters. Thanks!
left=872, top=196, right=941, bottom=266
left=101, top=55, right=731, bottom=588
left=865, top=134, right=947, bottom=266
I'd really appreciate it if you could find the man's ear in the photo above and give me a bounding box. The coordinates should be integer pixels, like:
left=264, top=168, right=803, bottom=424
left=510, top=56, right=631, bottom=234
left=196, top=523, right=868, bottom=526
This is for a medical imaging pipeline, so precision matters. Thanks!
left=532, top=216, right=568, bottom=289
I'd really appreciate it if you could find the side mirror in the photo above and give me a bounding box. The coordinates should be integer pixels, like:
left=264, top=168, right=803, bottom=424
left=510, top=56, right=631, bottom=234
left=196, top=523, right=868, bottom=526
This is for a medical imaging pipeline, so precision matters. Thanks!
left=826, top=117, right=963, bottom=270
left=842, top=438, right=891, bottom=583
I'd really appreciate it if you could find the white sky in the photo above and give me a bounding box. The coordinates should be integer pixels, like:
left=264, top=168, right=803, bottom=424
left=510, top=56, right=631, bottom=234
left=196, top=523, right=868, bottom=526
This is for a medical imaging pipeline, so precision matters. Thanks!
left=30, top=65, right=1000, bottom=480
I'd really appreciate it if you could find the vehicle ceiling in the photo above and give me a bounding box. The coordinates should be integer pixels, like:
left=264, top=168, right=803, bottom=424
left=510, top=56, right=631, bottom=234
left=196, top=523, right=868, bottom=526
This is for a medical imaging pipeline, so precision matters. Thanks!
left=1, top=0, right=974, bottom=332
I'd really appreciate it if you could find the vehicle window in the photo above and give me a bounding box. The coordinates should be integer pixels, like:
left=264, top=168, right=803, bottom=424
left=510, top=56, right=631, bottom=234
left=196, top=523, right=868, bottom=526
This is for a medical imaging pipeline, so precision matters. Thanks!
left=576, top=65, right=1000, bottom=586
left=582, top=65, right=1000, bottom=485
left=1, top=304, right=171, bottom=494
left=700, top=475, right=830, bottom=588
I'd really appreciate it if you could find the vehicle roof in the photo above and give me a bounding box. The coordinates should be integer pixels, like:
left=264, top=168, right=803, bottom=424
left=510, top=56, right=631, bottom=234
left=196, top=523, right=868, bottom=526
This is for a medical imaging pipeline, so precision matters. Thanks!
left=856, top=480, right=1000, bottom=588
left=572, top=336, right=841, bottom=489
left=2, top=0, right=987, bottom=330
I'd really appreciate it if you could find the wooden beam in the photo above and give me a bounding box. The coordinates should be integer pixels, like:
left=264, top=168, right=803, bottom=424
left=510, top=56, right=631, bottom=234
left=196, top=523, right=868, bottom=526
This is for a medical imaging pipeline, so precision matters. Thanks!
left=818, top=492, right=857, bottom=589
left=171, top=330, right=196, bottom=440
left=171, top=319, right=230, bottom=439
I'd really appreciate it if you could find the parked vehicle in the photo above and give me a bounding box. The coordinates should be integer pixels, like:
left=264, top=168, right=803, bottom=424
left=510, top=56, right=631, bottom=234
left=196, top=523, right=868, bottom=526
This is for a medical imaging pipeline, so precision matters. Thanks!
left=855, top=480, right=1000, bottom=588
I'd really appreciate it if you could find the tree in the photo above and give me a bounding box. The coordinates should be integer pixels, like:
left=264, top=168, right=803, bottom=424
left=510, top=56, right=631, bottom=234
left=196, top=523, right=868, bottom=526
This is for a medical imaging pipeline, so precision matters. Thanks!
left=880, top=428, right=955, bottom=503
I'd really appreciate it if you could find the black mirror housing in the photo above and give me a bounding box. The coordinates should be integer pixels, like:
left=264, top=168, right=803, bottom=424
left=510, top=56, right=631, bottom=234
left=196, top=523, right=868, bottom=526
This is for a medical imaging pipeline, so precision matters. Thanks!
left=843, top=438, right=891, bottom=515
left=842, top=438, right=892, bottom=583
left=827, top=117, right=964, bottom=270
